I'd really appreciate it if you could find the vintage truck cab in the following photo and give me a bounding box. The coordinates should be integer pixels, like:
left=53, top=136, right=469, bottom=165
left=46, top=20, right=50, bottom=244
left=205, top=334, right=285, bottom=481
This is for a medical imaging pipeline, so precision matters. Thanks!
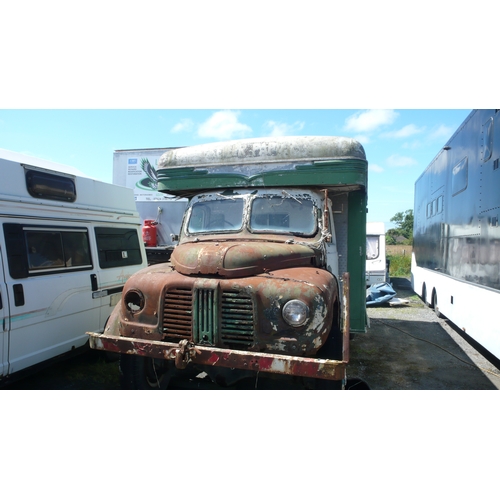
left=88, top=136, right=368, bottom=389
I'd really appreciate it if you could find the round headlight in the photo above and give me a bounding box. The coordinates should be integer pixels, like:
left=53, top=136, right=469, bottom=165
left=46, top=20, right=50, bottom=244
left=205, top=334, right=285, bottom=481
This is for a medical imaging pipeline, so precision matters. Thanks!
left=124, top=289, right=145, bottom=313
left=282, top=299, right=309, bottom=327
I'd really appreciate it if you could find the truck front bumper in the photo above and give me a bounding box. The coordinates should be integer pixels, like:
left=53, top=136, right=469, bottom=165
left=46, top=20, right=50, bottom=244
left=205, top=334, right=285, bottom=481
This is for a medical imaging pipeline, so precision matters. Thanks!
left=88, top=332, right=348, bottom=381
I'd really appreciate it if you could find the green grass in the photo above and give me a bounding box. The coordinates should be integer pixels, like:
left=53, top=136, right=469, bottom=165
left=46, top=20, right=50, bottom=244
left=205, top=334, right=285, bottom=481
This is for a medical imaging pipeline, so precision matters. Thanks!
left=387, top=253, right=411, bottom=277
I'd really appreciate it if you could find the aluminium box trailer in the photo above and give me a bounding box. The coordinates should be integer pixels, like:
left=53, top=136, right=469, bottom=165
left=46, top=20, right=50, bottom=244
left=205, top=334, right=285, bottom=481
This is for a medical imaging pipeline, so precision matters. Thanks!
left=411, top=109, right=500, bottom=360
left=0, top=149, right=147, bottom=382
left=113, top=148, right=188, bottom=263
left=90, top=136, right=368, bottom=389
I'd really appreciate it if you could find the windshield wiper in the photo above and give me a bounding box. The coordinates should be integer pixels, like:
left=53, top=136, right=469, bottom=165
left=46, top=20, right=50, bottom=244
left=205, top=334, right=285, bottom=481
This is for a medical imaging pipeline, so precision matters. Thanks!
left=282, top=190, right=303, bottom=204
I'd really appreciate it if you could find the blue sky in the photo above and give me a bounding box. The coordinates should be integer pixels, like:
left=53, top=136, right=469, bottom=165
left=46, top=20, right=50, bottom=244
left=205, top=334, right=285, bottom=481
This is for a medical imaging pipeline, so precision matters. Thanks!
left=0, top=109, right=471, bottom=227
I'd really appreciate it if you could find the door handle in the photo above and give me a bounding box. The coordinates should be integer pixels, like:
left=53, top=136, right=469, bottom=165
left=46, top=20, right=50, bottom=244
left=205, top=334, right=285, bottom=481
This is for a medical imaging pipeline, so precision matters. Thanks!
left=90, top=274, right=98, bottom=292
left=13, top=284, right=25, bottom=307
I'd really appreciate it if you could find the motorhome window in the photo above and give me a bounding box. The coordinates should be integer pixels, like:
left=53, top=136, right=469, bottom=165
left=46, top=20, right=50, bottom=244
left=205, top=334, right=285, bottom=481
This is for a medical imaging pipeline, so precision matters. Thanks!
left=95, top=227, right=143, bottom=268
left=426, top=203, right=432, bottom=219
left=437, top=195, right=444, bottom=214
left=3, top=223, right=92, bottom=278
left=187, top=199, right=244, bottom=233
left=25, top=228, right=92, bottom=272
left=366, top=235, right=380, bottom=260
left=25, top=170, right=76, bottom=202
left=482, top=118, right=493, bottom=162
left=452, top=157, right=468, bottom=196
left=250, top=196, right=316, bottom=235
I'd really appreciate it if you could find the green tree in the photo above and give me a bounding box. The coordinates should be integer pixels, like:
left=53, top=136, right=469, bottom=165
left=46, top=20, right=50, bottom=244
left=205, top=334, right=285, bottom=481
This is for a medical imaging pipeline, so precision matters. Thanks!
left=386, top=209, right=413, bottom=245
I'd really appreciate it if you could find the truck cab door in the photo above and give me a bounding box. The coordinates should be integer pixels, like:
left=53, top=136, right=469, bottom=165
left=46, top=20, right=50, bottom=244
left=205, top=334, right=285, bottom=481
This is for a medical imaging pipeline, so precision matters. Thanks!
left=0, top=246, right=9, bottom=378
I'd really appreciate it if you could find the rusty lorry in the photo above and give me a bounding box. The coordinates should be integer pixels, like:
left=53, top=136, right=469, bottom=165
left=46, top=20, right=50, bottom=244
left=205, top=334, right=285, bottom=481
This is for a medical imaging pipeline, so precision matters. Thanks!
left=87, top=136, right=368, bottom=389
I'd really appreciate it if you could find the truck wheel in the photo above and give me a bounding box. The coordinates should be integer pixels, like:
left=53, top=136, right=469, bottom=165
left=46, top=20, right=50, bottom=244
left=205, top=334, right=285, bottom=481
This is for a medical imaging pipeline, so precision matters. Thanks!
left=315, top=320, right=344, bottom=390
left=119, top=354, right=172, bottom=389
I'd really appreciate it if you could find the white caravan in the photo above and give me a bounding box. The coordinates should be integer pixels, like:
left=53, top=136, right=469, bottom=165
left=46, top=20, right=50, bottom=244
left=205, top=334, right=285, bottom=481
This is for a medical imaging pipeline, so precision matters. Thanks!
left=0, top=149, right=147, bottom=382
left=366, top=222, right=387, bottom=286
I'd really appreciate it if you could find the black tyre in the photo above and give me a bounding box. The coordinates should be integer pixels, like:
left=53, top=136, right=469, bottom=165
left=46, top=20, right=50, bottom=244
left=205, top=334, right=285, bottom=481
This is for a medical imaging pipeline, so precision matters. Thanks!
left=421, top=283, right=429, bottom=306
left=432, top=290, right=444, bottom=318
left=315, top=314, right=344, bottom=390
left=119, top=354, right=172, bottom=390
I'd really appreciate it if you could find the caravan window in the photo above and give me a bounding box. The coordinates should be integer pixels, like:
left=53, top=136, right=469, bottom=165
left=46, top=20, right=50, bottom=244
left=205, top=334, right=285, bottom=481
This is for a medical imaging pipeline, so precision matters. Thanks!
left=366, top=235, right=380, bottom=260
left=94, top=227, right=143, bottom=269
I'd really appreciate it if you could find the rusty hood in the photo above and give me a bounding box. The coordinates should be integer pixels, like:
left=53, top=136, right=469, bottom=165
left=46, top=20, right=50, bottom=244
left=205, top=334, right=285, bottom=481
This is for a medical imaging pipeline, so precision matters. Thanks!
left=171, top=241, right=318, bottom=277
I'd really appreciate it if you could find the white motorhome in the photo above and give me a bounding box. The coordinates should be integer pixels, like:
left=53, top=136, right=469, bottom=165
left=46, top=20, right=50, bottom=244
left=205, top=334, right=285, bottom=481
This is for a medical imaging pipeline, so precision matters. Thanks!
left=0, top=149, right=147, bottom=382
left=366, top=222, right=387, bottom=286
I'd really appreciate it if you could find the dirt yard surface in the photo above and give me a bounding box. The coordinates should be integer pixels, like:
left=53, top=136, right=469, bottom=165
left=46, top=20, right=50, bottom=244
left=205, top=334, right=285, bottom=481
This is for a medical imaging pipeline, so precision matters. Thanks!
left=4, top=278, right=499, bottom=390
left=349, top=278, right=500, bottom=390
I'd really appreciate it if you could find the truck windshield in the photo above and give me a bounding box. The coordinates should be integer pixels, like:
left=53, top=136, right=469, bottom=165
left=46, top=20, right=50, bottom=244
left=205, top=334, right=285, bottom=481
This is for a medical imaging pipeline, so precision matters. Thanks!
left=250, top=195, right=316, bottom=235
left=187, top=198, right=245, bottom=233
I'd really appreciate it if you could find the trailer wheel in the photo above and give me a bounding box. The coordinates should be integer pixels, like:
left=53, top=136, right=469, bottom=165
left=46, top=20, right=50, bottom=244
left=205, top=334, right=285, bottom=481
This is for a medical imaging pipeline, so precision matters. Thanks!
left=421, top=283, right=429, bottom=306
left=432, top=290, right=444, bottom=319
left=119, top=354, right=172, bottom=390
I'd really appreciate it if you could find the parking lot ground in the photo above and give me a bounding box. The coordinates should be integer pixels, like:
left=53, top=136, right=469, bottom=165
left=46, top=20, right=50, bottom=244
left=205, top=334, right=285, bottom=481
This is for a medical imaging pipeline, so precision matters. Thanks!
left=348, top=278, right=500, bottom=390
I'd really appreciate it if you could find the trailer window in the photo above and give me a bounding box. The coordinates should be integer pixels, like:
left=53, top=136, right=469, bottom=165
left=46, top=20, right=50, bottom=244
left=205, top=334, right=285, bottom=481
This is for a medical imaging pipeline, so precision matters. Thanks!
left=94, top=227, right=143, bottom=268
left=366, top=235, right=380, bottom=260
left=452, top=157, right=468, bottom=196
left=482, top=118, right=493, bottom=162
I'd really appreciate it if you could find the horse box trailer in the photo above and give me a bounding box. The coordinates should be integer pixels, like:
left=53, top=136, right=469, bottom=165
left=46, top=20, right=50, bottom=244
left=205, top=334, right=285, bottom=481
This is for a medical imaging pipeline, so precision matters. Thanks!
left=412, top=109, right=500, bottom=360
left=90, top=136, right=368, bottom=389
left=0, top=149, right=147, bottom=382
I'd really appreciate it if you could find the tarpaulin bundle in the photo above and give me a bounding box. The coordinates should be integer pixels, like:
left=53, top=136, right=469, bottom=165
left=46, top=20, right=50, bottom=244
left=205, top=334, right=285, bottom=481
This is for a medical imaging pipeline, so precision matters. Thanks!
left=366, top=282, right=396, bottom=306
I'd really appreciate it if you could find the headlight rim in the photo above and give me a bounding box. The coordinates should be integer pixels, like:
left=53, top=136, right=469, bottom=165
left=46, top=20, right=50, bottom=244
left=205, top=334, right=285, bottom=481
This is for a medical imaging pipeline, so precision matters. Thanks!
left=282, top=299, right=310, bottom=327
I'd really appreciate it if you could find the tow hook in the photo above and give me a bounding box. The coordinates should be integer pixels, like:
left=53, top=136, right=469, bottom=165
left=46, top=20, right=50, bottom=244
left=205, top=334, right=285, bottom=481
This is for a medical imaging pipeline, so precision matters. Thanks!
left=175, top=339, right=201, bottom=369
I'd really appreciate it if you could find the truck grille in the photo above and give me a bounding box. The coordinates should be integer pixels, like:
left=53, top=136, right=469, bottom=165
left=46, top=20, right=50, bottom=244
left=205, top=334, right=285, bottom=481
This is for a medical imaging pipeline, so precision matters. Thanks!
left=221, top=291, right=254, bottom=348
left=162, top=288, right=192, bottom=340
left=162, top=287, right=255, bottom=347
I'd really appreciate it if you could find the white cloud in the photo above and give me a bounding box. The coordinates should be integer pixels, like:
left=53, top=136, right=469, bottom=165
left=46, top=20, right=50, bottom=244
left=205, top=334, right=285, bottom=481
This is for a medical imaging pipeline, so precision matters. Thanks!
left=386, top=154, right=418, bottom=168
left=171, top=118, right=194, bottom=133
left=429, top=124, right=454, bottom=141
left=263, top=120, right=305, bottom=137
left=381, top=124, right=425, bottom=139
left=197, top=110, right=252, bottom=140
left=369, top=163, right=384, bottom=173
left=344, top=109, right=399, bottom=133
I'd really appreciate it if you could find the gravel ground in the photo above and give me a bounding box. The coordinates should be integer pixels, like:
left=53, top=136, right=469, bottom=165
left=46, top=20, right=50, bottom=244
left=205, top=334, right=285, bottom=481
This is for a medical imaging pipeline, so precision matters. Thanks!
left=348, top=278, right=500, bottom=390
